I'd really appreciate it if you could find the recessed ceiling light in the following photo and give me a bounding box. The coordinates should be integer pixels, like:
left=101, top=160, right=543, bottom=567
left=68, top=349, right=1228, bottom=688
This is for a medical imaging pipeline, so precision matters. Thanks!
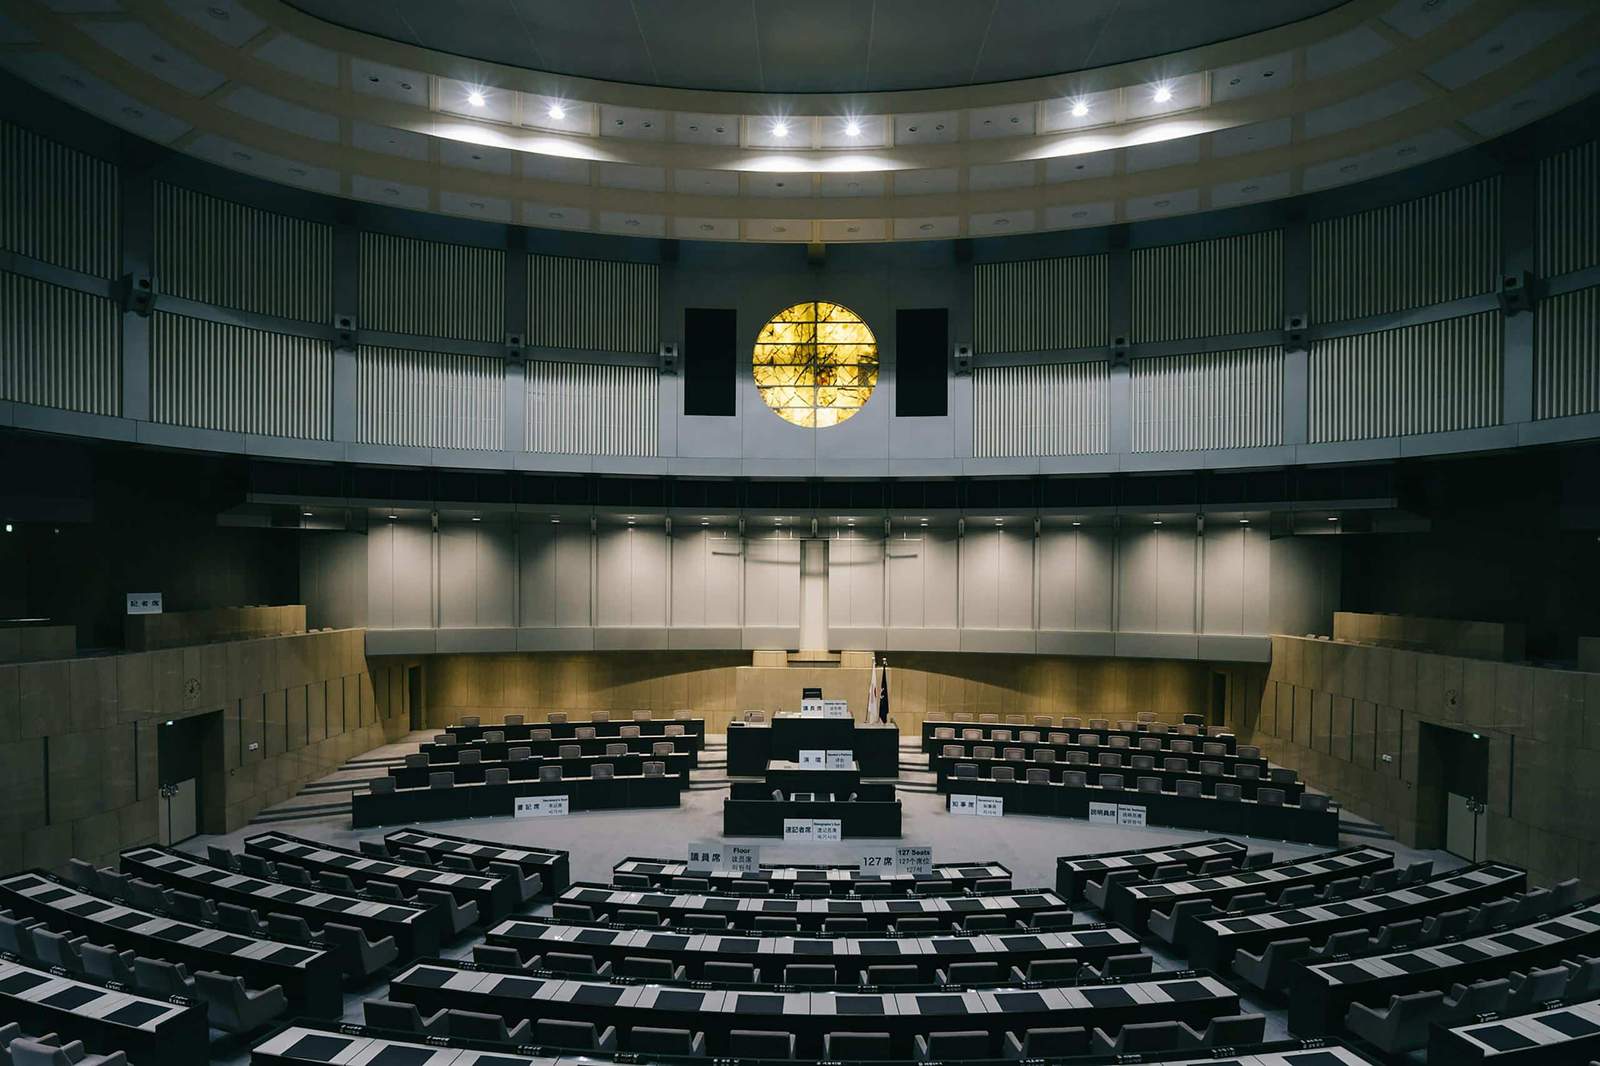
left=367, top=75, right=380, bottom=83
left=548, top=211, right=563, bottom=219
left=302, top=511, right=313, bottom=517
left=844, top=120, right=861, bottom=137
left=715, top=125, right=725, bottom=133
left=1008, top=115, right=1019, bottom=123
left=547, top=103, right=566, bottom=120
left=615, top=118, right=625, bottom=126
left=919, top=223, right=934, bottom=231
left=993, top=218, right=1009, bottom=226
left=641, top=121, right=653, bottom=128
left=1239, top=519, right=1249, bottom=524
left=470, top=153, right=482, bottom=161
left=907, top=125, right=919, bottom=133
left=773, top=225, right=787, bottom=233
left=1153, top=519, right=1164, bottom=526
left=1153, top=199, right=1171, bottom=207
left=624, top=218, right=640, bottom=226
left=846, top=225, right=859, bottom=233
left=384, top=187, right=400, bottom=196
left=934, top=123, right=945, bottom=131
left=471, top=516, right=482, bottom=522
left=688, top=123, right=699, bottom=131
left=386, top=514, right=397, bottom=520
left=207, top=5, right=229, bottom=19
left=399, top=81, right=412, bottom=91
left=1072, top=521, right=1081, bottom=527
left=1070, top=100, right=1089, bottom=117
left=1328, top=516, right=1338, bottom=522
left=983, top=119, right=993, bottom=126
left=468, top=201, right=484, bottom=209
left=771, top=120, right=789, bottom=138
left=1229, top=77, right=1242, bottom=86
left=288, top=167, right=306, bottom=176
left=1262, top=69, right=1275, bottom=77
left=775, top=180, right=785, bottom=187
left=1152, top=84, right=1173, bottom=103
left=468, top=90, right=486, bottom=107
left=1071, top=210, right=1088, bottom=219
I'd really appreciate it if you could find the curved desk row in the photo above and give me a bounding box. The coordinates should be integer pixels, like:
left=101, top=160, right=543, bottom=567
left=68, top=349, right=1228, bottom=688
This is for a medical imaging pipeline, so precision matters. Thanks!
left=384, top=830, right=570, bottom=897
left=1055, top=839, right=1249, bottom=901
left=353, top=772, right=683, bottom=828
left=614, top=857, right=1012, bottom=895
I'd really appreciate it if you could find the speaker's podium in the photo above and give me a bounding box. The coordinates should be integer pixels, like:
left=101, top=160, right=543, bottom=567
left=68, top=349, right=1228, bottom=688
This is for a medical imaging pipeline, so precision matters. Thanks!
left=723, top=699, right=902, bottom=838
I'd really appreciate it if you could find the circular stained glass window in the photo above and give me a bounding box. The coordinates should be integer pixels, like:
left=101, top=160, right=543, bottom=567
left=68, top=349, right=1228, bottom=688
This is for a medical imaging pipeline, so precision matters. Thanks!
left=753, top=301, right=879, bottom=428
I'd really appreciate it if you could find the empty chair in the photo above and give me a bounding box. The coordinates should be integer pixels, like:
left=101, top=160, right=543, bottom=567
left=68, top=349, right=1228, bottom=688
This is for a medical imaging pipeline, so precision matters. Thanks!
left=1344, top=990, right=1446, bottom=1054
left=915, top=1031, right=989, bottom=1060
left=784, top=963, right=835, bottom=985
left=505, top=714, right=525, bottom=726
left=96, top=869, right=128, bottom=899
left=730, top=882, right=770, bottom=897
left=703, top=960, right=758, bottom=983
left=992, top=766, right=1015, bottom=782
left=448, top=1010, right=530, bottom=1044
left=1047, top=732, right=1069, bottom=744
left=972, top=745, right=996, bottom=760
left=1421, top=907, right=1474, bottom=944
left=8, top=1039, right=125, bottom=1066
left=428, top=771, right=455, bottom=789
left=1130, top=754, right=1155, bottom=770
left=825, top=1033, right=893, bottom=1060
left=1170, top=739, right=1194, bottom=754
left=1301, top=793, right=1331, bottom=812
left=941, top=744, right=964, bottom=759
left=319, top=871, right=358, bottom=894
left=933, top=726, right=955, bottom=741
left=538, top=765, right=563, bottom=781
left=589, top=710, right=611, bottom=723
left=196, top=971, right=287, bottom=1034
left=953, top=763, right=979, bottom=780
left=1563, top=956, right=1600, bottom=997
left=979, top=713, right=999, bottom=724
left=1163, top=757, right=1190, bottom=773
left=1245, top=852, right=1276, bottom=869
left=216, top=902, right=266, bottom=937
left=642, top=760, right=666, bottom=776
left=961, top=728, right=983, bottom=741
left=1548, top=876, right=1582, bottom=912
left=1368, top=918, right=1421, bottom=952
left=664, top=724, right=686, bottom=737
left=472, top=945, right=529, bottom=971
left=65, top=859, right=100, bottom=893
left=1138, top=737, right=1161, bottom=752
left=531, top=729, right=553, bottom=741
left=1313, top=929, right=1371, bottom=959
left=1236, top=763, right=1261, bottom=781
left=558, top=743, right=581, bottom=759
left=1400, top=859, right=1434, bottom=884
left=939, top=961, right=1001, bottom=986
left=416, top=888, right=478, bottom=933
left=1136, top=776, right=1162, bottom=793
left=618, top=956, right=685, bottom=981
left=1084, top=869, right=1141, bottom=912
left=1018, top=730, right=1040, bottom=743
left=125, top=879, right=171, bottom=913
left=1091, top=1021, right=1187, bottom=1056
left=1232, top=938, right=1311, bottom=992
left=1080, top=734, right=1100, bottom=749
left=1002, top=746, right=1025, bottom=761
left=1199, top=760, right=1223, bottom=777
left=1468, top=896, right=1517, bottom=932
left=1506, top=965, right=1570, bottom=1010
left=403, top=753, right=429, bottom=769
left=961, top=913, right=1011, bottom=932
left=1225, top=891, right=1269, bottom=912
left=1035, top=749, right=1056, bottom=764
left=552, top=901, right=594, bottom=923
left=1004, top=1028, right=1089, bottom=1059
left=629, top=1027, right=705, bottom=1057
left=614, top=908, right=664, bottom=928
left=267, top=913, right=315, bottom=943
left=359, top=840, right=392, bottom=858
left=1182, top=1014, right=1266, bottom=1049
left=1215, top=782, right=1242, bottom=801
left=1097, top=752, right=1122, bottom=768
left=79, top=943, right=136, bottom=985
left=484, top=767, right=511, bottom=786
left=864, top=964, right=920, bottom=986
left=681, top=914, right=729, bottom=931
left=505, top=746, right=531, bottom=760
left=434, top=734, right=457, bottom=746
left=1269, top=767, right=1298, bottom=784
left=574, top=727, right=597, bottom=740
left=1511, top=887, right=1553, bottom=923
left=992, top=730, right=1013, bottom=744
left=652, top=741, right=674, bottom=757
left=460, top=716, right=480, bottom=727
left=1065, top=751, right=1089, bottom=766
left=894, top=917, right=941, bottom=933
left=1108, top=735, right=1130, bottom=750
left=632, top=709, right=653, bottom=722
left=605, top=742, right=627, bottom=757
left=537, top=1019, right=619, bottom=1052
left=134, top=956, right=195, bottom=998
left=365, top=881, right=407, bottom=903
left=543, top=950, right=612, bottom=977
left=1275, top=884, right=1318, bottom=908
left=1025, top=768, right=1051, bottom=785
left=547, top=712, right=568, bottom=724
left=1098, top=773, right=1124, bottom=790
left=483, top=730, right=505, bottom=744
left=1061, top=770, right=1088, bottom=789
left=753, top=916, right=798, bottom=932
left=438, top=855, right=478, bottom=873
left=728, top=1031, right=794, bottom=1059
left=457, top=750, right=481, bottom=766
left=1087, top=953, right=1153, bottom=981
left=31, top=930, right=82, bottom=973
left=1202, top=741, right=1227, bottom=756
left=1321, top=876, right=1362, bottom=902
left=1149, top=899, right=1214, bottom=945
left=1175, top=778, right=1203, bottom=797
left=591, top=762, right=616, bottom=779
left=322, top=923, right=399, bottom=976
left=1237, top=744, right=1260, bottom=759
left=166, top=890, right=217, bottom=924
left=1009, top=958, right=1079, bottom=983
left=825, top=918, right=869, bottom=933
left=1442, top=977, right=1511, bottom=1020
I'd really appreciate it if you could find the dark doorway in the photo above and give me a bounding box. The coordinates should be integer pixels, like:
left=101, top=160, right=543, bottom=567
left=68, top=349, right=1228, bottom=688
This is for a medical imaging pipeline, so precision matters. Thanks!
left=408, top=665, right=424, bottom=731
left=1417, top=722, right=1490, bottom=859
left=1209, top=671, right=1229, bottom=727
left=158, top=711, right=221, bottom=844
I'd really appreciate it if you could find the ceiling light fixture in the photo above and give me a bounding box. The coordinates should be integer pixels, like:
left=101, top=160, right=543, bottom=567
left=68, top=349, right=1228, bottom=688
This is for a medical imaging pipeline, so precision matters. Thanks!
left=472, top=516, right=482, bottom=522
left=844, top=120, right=861, bottom=137
left=771, top=120, right=790, bottom=138
left=1153, top=519, right=1164, bottom=526
left=1152, top=83, right=1173, bottom=103
left=386, top=514, right=397, bottom=520
left=1070, top=100, right=1089, bottom=118
left=1239, top=519, right=1250, bottom=524
left=547, top=103, right=566, bottom=120
left=302, top=511, right=313, bottom=517
left=467, top=90, right=486, bottom=107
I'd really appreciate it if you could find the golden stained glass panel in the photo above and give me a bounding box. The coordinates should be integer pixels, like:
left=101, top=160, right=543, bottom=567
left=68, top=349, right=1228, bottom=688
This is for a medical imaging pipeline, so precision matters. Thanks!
left=753, top=301, right=878, bottom=427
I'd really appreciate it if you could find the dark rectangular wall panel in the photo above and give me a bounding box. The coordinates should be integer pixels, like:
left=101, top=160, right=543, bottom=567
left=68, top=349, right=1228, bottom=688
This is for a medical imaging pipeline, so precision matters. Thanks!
left=895, top=308, right=948, bottom=417
left=683, top=307, right=736, bottom=416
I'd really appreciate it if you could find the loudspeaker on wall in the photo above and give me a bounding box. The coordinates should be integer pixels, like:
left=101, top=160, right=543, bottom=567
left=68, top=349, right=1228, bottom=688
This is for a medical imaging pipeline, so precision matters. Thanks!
left=952, top=343, right=973, bottom=375
left=1498, top=271, right=1535, bottom=315
left=659, top=342, right=680, bottom=374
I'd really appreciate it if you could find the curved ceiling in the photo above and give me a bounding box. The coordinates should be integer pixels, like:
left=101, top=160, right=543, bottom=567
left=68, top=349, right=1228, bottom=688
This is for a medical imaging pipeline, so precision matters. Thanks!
left=282, top=0, right=1352, bottom=94
left=2, top=0, right=1597, bottom=243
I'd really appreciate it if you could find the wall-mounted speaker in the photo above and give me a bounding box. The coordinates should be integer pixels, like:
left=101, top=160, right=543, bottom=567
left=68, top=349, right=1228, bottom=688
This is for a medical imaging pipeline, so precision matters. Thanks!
left=1498, top=270, right=1535, bottom=315
left=122, top=274, right=155, bottom=316
left=505, top=332, right=526, bottom=363
left=1109, top=336, right=1130, bottom=367
left=952, top=343, right=973, bottom=375
left=332, top=313, right=357, bottom=350
left=659, top=342, right=680, bottom=375
left=1283, top=313, right=1308, bottom=352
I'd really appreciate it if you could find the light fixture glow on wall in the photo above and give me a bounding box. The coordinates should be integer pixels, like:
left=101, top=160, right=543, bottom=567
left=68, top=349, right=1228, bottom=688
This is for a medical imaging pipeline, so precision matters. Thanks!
left=771, top=120, right=790, bottom=138
left=1070, top=100, right=1089, bottom=117
left=546, top=102, right=566, bottom=120
left=467, top=90, right=486, bottom=107
left=1152, top=83, right=1173, bottom=103
left=844, top=120, right=861, bottom=137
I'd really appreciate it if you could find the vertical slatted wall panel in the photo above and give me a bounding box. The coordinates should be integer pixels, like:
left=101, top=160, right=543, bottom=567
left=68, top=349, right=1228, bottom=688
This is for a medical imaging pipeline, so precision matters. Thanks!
left=1311, top=179, right=1500, bottom=322
left=1131, top=231, right=1281, bottom=342
left=973, top=254, right=1108, bottom=353
left=1535, top=285, right=1600, bottom=420
left=527, top=255, right=659, bottom=353
left=154, top=183, right=332, bottom=322
left=1308, top=311, right=1502, bottom=443
left=972, top=361, right=1109, bottom=457
left=360, top=233, right=504, bottom=342
left=525, top=360, right=658, bottom=456
left=357, top=345, right=504, bottom=450
left=1131, top=346, right=1284, bottom=452
left=1538, top=140, right=1600, bottom=278
left=151, top=312, right=332, bottom=438
left=0, top=122, right=118, bottom=278
left=0, top=270, right=119, bottom=414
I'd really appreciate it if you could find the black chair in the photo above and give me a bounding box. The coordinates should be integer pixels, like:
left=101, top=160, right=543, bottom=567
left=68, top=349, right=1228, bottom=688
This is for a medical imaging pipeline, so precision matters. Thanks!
left=825, top=1032, right=894, bottom=1060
